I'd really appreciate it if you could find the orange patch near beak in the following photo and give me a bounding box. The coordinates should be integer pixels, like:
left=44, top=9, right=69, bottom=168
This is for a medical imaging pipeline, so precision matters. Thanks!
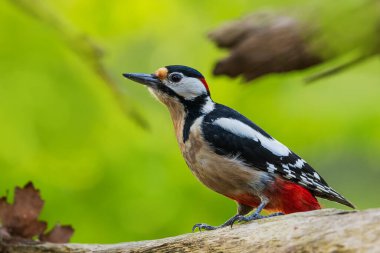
left=155, top=67, right=168, bottom=80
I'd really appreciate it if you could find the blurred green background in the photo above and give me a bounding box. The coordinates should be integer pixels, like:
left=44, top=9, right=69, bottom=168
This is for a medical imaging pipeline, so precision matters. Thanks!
left=0, top=0, right=379, bottom=243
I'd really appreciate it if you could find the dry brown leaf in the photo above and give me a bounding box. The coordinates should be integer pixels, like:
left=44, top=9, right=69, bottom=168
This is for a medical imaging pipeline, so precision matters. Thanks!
left=40, top=225, right=74, bottom=243
left=0, top=182, right=74, bottom=243
left=0, top=182, right=46, bottom=239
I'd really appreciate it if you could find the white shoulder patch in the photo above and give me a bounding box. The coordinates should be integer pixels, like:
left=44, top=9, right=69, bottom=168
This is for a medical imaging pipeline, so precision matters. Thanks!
left=213, top=118, right=290, bottom=156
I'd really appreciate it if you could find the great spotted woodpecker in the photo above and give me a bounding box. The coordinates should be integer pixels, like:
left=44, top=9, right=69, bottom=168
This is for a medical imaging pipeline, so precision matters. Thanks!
left=123, top=65, right=355, bottom=231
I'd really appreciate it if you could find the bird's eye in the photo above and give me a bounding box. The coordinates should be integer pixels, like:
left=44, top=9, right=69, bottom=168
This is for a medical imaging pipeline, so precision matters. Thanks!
left=169, top=73, right=183, bottom=83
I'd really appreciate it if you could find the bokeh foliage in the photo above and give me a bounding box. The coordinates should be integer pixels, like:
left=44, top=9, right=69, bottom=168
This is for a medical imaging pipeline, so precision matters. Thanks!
left=0, top=0, right=379, bottom=243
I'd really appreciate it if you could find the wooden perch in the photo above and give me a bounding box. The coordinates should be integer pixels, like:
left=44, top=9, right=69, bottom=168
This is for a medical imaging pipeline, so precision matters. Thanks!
left=1, top=208, right=380, bottom=252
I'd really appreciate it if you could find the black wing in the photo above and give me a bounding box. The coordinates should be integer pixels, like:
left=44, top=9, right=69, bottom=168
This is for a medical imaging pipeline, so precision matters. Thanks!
left=201, top=104, right=354, bottom=208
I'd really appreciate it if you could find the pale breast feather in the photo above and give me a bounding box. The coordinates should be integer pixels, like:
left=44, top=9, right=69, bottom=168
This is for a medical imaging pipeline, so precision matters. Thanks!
left=201, top=104, right=337, bottom=198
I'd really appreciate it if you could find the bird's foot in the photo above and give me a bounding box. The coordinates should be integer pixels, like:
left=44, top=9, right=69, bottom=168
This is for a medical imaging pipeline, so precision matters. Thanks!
left=192, top=223, right=219, bottom=232
left=233, top=212, right=284, bottom=225
left=192, top=212, right=283, bottom=232
left=192, top=214, right=241, bottom=232
left=267, top=212, right=284, bottom=217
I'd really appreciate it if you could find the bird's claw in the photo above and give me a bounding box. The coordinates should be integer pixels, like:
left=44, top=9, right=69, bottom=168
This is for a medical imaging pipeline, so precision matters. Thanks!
left=268, top=212, right=284, bottom=217
left=230, top=212, right=285, bottom=227
left=192, top=223, right=218, bottom=232
left=192, top=212, right=285, bottom=231
left=233, top=214, right=261, bottom=224
left=229, top=214, right=246, bottom=227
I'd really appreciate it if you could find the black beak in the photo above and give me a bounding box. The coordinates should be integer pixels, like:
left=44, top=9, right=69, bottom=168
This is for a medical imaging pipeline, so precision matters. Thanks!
left=122, top=73, right=161, bottom=88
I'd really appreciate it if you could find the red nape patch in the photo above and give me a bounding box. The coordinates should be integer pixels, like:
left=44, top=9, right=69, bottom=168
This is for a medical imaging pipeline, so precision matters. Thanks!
left=267, top=178, right=321, bottom=214
left=199, top=78, right=209, bottom=93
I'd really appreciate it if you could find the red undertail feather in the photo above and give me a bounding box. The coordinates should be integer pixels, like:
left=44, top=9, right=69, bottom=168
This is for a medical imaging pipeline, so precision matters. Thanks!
left=269, top=178, right=321, bottom=214
left=231, top=178, right=321, bottom=215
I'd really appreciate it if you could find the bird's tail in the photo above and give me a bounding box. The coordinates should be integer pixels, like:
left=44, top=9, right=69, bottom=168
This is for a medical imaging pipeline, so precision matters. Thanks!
left=315, top=187, right=355, bottom=209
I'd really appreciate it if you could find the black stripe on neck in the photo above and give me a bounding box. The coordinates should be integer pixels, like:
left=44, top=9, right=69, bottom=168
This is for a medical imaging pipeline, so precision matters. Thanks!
left=182, top=95, right=208, bottom=143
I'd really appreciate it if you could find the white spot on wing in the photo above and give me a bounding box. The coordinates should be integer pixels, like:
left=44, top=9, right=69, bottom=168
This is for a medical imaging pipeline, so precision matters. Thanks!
left=300, top=176, right=310, bottom=184
left=313, top=172, right=321, bottom=180
left=294, top=159, right=305, bottom=168
left=283, top=168, right=296, bottom=178
left=266, top=163, right=277, bottom=173
left=213, top=118, right=290, bottom=156
left=315, top=184, right=325, bottom=192
left=299, top=181, right=308, bottom=187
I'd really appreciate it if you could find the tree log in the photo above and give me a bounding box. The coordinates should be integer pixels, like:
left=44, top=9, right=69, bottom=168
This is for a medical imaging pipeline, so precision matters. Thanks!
left=1, top=208, right=380, bottom=252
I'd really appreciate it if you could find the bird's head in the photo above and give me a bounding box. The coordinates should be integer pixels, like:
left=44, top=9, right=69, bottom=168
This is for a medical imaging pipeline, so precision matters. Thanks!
left=123, top=65, right=210, bottom=105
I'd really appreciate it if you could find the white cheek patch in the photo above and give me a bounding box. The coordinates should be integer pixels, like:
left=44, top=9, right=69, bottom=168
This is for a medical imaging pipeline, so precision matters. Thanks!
left=164, top=77, right=207, bottom=99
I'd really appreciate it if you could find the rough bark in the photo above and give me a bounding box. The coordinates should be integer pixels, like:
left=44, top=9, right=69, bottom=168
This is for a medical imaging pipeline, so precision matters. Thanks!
left=1, top=208, right=380, bottom=253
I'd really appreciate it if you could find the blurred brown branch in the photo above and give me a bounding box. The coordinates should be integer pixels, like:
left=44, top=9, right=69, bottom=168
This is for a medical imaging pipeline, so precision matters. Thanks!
left=209, top=4, right=380, bottom=84
left=209, top=12, right=322, bottom=82
left=304, top=54, right=373, bottom=83
left=7, top=0, right=149, bottom=129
